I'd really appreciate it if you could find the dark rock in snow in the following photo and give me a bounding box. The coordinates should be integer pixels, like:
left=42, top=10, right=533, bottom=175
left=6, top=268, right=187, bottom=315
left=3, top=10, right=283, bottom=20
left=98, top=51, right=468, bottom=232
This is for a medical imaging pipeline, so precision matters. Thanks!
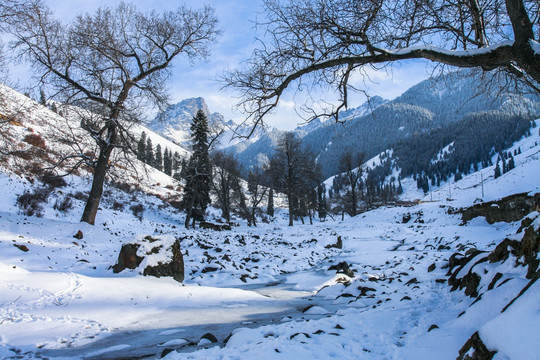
left=202, top=266, right=219, bottom=273
left=325, top=236, right=343, bottom=249
left=113, top=237, right=184, bottom=282
left=199, top=221, right=231, bottom=231
left=328, top=261, right=354, bottom=277
left=200, top=333, right=218, bottom=343
left=14, top=244, right=29, bottom=252
left=160, top=348, right=175, bottom=358
left=427, top=324, right=439, bottom=332
left=112, top=243, right=143, bottom=272
left=428, top=263, right=436, bottom=272
left=457, top=331, right=497, bottom=360
left=143, top=239, right=184, bottom=282
left=460, top=192, right=540, bottom=224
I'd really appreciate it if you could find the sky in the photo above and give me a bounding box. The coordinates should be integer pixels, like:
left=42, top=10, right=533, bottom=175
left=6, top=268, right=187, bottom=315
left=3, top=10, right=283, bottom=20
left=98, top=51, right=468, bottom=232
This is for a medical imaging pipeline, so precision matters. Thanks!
left=7, top=0, right=432, bottom=130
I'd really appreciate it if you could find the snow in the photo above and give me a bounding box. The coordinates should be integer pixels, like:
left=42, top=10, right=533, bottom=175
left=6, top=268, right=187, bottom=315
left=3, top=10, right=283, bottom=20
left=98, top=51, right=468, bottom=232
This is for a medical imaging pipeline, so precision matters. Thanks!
left=531, top=40, right=540, bottom=55
left=0, top=83, right=539, bottom=359
left=387, top=40, right=514, bottom=57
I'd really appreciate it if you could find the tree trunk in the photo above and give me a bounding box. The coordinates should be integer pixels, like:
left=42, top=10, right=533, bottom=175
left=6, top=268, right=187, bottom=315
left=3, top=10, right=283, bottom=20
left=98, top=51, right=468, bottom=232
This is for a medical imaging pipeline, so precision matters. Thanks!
left=184, top=194, right=194, bottom=229
left=81, top=145, right=113, bottom=225
left=287, top=191, right=294, bottom=226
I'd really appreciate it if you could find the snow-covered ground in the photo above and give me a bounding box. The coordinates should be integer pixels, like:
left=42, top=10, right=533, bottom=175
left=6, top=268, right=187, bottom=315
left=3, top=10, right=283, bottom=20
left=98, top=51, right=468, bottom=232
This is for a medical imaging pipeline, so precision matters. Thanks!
left=1, top=123, right=539, bottom=359
left=0, top=82, right=539, bottom=359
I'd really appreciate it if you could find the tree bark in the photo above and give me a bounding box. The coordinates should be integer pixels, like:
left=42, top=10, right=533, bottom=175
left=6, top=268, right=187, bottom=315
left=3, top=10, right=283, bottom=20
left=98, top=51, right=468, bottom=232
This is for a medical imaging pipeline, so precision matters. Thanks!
left=287, top=191, right=294, bottom=226
left=81, top=144, right=114, bottom=225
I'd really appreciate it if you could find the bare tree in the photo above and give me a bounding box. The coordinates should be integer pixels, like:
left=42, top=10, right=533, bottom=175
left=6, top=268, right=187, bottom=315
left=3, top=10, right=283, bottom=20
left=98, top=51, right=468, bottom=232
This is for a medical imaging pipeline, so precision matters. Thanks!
left=211, top=150, right=242, bottom=224
left=224, top=0, right=540, bottom=127
left=246, top=167, right=269, bottom=226
left=340, top=149, right=366, bottom=216
left=4, top=0, right=219, bottom=224
left=268, top=131, right=319, bottom=226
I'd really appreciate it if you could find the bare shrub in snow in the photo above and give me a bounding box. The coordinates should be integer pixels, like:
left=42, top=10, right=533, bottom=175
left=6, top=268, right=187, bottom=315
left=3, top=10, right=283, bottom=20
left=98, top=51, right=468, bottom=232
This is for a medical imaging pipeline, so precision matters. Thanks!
left=16, top=187, right=50, bottom=217
left=130, top=203, right=144, bottom=220
left=53, top=196, right=73, bottom=213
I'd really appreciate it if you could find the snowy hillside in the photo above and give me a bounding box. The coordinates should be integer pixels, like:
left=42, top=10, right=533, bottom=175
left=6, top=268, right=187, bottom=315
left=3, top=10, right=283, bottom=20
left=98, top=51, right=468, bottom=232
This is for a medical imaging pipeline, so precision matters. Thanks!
left=0, top=76, right=539, bottom=359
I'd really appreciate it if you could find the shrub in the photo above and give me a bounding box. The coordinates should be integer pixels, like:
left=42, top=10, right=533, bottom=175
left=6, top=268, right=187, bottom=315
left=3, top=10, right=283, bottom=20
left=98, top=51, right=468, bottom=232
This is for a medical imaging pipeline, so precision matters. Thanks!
left=71, top=191, right=88, bottom=201
left=112, top=200, right=125, bottom=211
left=23, top=133, right=46, bottom=149
left=53, top=197, right=73, bottom=213
left=130, top=203, right=144, bottom=220
left=40, top=173, right=67, bottom=189
left=16, top=188, right=50, bottom=217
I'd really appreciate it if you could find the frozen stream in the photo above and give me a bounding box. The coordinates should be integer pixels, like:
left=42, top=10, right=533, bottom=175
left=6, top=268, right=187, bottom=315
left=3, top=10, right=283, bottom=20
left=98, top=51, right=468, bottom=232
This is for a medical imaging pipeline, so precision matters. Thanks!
left=38, top=271, right=333, bottom=360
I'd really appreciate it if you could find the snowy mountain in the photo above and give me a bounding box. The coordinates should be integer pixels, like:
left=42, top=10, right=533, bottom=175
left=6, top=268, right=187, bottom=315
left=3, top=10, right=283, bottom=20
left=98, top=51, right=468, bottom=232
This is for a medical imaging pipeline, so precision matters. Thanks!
left=227, top=71, right=540, bottom=178
left=146, top=97, right=270, bottom=152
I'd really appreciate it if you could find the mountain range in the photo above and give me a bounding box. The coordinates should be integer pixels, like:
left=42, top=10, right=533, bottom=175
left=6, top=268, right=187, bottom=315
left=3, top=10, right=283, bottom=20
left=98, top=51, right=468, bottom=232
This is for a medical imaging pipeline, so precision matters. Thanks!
left=149, top=71, right=540, bottom=179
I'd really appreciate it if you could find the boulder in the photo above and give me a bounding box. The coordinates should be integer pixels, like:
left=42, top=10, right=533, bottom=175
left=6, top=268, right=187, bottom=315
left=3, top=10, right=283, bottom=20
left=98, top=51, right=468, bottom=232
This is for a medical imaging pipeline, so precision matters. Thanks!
left=112, top=235, right=184, bottom=283
left=199, top=221, right=231, bottom=231
left=112, top=243, right=143, bottom=273
left=457, top=332, right=496, bottom=360
left=328, top=261, right=354, bottom=277
left=460, top=193, right=540, bottom=224
left=143, top=239, right=184, bottom=282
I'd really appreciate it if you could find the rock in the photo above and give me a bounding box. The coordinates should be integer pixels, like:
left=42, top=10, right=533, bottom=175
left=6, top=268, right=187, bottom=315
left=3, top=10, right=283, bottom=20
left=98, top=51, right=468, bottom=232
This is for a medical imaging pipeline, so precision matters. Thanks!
left=199, top=221, right=231, bottom=231
left=402, top=213, right=412, bottom=223
left=200, top=333, right=218, bottom=343
left=405, top=277, right=419, bottom=286
left=488, top=239, right=520, bottom=263
left=112, top=243, right=144, bottom=273
left=520, top=223, right=540, bottom=279
left=325, top=236, right=343, bottom=249
left=357, top=286, right=376, bottom=296
left=460, top=193, right=540, bottom=224
left=143, top=239, right=184, bottom=282
left=160, top=348, right=175, bottom=358
left=14, top=244, right=29, bottom=252
left=113, top=236, right=184, bottom=283
left=328, top=261, right=354, bottom=277
left=428, top=263, right=436, bottom=272
left=73, top=230, right=83, bottom=240
left=457, top=331, right=497, bottom=360
left=427, top=324, right=439, bottom=332
left=202, top=266, right=219, bottom=273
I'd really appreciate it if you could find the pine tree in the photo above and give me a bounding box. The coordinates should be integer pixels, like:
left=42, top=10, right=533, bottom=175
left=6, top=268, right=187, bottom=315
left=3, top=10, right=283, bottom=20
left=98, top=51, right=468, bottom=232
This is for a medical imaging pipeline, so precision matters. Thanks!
left=137, top=132, right=146, bottom=161
left=163, top=148, right=172, bottom=176
left=155, top=144, right=163, bottom=171
left=181, top=110, right=211, bottom=228
left=39, top=88, right=47, bottom=105
left=145, top=137, right=154, bottom=166
left=507, top=154, right=515, bottom=171
left=494, top=161, right=501, bottom=179
left=267, top=188, right=274, bottom=217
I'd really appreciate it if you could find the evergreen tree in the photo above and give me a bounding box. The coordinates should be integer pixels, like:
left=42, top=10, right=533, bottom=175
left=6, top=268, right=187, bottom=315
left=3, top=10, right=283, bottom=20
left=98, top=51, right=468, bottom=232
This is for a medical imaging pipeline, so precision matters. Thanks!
left=507, top=154, right=515, bottom=171
left=145, top=137, right=154, bottom=166
left=155, top=144, right=163, bottom=171
left=494, top=161, right=501, bottom=179
left=137, top=132, right=146, bottom=161
left=267, top=188, right=274, bottom=217
left=163, top=148, right=172, bottom=176
left=181, top=110, right=212, bottom=228
left=39, top=88, right=47, bottom=105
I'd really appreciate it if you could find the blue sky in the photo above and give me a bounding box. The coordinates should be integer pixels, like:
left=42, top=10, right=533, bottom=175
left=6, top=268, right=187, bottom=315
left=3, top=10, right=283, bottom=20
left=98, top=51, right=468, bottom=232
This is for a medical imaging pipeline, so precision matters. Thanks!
left=12, top=0, right=432, bottom=130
